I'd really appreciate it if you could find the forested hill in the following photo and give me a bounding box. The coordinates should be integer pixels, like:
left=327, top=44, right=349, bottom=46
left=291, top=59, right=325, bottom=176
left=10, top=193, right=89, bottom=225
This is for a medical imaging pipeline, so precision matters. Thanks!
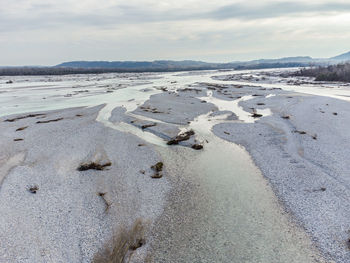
left=1, top=51, right=349, bottom=76
left=55, top=60, right=220, bottom=69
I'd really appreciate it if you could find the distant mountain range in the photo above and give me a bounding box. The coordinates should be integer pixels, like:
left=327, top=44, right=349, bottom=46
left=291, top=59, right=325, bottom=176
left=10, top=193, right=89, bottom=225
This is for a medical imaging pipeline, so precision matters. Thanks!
left=247, top=56, right=314, bottom=64
left=56, top=60, right=221, bottom=70
left=0, top=51, right=349, bottom=76
left=330, top=51, right=350, bottom=61
left=55, top=57, right=315, bottom=70
left=55, top=51, right=350, bottom=71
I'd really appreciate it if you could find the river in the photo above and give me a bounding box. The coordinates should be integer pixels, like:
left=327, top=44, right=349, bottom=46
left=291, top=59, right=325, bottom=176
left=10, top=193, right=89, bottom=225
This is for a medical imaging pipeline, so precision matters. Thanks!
left=0, top=68, right=334, bottom=262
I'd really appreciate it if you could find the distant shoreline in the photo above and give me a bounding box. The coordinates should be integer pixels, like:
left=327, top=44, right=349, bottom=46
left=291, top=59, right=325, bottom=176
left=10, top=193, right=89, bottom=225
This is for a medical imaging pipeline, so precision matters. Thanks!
left=0, top=63, right=311, bottom=76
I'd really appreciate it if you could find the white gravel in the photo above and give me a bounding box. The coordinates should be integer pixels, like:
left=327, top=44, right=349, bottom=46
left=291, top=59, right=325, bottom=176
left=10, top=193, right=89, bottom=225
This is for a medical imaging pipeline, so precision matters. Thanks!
left=0, top=105, right=169, bottom=262
left=213, top=91, right=350, bottom=262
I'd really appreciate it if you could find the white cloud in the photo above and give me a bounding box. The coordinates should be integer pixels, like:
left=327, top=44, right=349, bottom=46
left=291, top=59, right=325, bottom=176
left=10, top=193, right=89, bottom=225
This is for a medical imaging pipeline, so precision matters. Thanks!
left=1, top=0, right=350, bottom=65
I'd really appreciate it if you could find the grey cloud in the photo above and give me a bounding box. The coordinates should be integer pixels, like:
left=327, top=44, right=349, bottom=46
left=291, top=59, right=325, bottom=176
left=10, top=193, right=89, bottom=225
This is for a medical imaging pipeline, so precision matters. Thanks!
left=207, top=2, right=350, bottom=20
left=1, top=1, right=350, bottom=32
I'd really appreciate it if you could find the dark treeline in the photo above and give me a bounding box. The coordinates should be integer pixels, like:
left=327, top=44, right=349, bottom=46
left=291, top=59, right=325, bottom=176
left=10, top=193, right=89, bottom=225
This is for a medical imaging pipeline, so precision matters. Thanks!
left=0, top=62, right=313, bottom=76
left=295, top=63, right=350, bottom=82
left=0, top=66, right=224, bottom=76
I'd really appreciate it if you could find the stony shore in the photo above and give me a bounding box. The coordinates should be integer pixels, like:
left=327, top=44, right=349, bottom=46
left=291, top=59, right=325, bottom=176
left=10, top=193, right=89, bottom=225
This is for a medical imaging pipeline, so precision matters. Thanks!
left=0, top=105, right=169, bottom=262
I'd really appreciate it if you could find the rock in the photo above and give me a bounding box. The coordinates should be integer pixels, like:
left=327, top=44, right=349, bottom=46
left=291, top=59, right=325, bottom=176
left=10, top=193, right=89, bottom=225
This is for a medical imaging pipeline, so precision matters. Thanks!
left=77, top=161, right=112, bottom=171
left=28, top=185, right=39, bottom=194
left=141, top=123, right=157, bottom=130
left=192, top=144, right=203, bottom=150
left=36, top=118, right=64, bottom=124
left=251, top=113, right=263, bottom=118
left=167, top=130, right=195, bottom=145
left=294, top=130, right=307, bottom=135
left=151, top=162, right=164, bottom=178
left=4, top=114, right=46, bottom=122
left=151, top=162, right=163, bottom=172
left=16, top=126, right=28, bottom=131
left=151, top=173, right=163, bottom=179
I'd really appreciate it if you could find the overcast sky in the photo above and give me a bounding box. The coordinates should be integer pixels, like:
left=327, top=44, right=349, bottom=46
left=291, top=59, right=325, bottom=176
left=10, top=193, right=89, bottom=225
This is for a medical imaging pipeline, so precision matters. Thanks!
left=1, top=0, right=350, bottom=65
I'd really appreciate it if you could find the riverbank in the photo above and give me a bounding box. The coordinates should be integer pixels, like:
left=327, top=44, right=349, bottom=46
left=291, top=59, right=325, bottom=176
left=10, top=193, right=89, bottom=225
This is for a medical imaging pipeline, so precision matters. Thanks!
left=0, top=105, right=170, bottom=262
left=213, top=88, right=350, bottom=262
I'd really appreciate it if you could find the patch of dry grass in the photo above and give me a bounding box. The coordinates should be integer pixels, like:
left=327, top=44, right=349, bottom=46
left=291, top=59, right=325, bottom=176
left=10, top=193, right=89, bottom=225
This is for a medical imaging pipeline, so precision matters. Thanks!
left=93, top=219, right=146, bottom=263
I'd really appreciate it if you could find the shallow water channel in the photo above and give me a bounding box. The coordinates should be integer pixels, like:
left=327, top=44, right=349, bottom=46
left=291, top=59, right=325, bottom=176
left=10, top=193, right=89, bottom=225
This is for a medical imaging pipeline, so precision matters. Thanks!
left=93, top=73, right=323, bottom=262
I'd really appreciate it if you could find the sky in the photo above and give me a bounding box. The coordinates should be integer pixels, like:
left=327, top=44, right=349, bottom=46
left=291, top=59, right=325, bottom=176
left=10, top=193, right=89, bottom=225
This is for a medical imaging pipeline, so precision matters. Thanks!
left=1, top=0, right=350, bottom=66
